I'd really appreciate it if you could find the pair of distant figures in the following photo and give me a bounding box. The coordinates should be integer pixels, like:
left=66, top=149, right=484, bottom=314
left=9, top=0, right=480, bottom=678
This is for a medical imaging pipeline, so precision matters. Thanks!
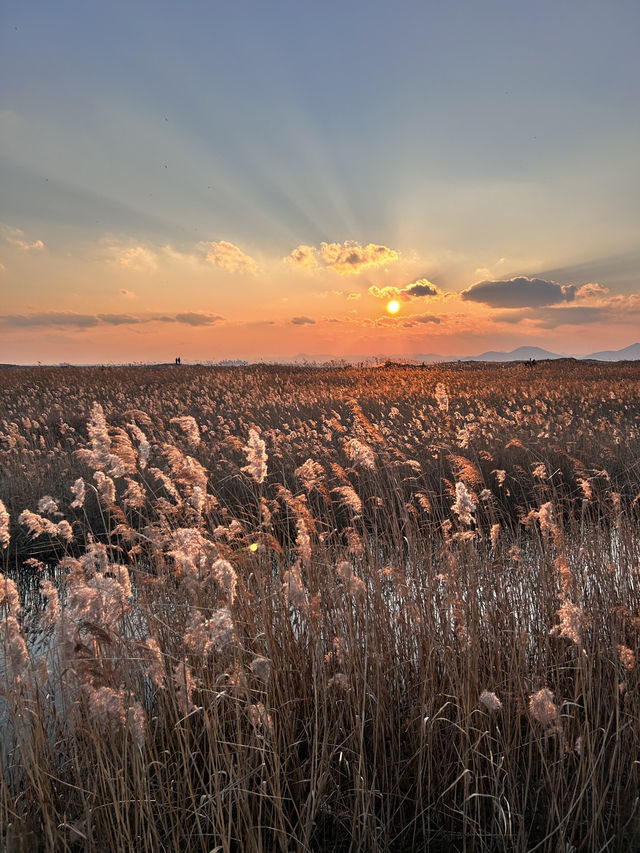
left=175, top=356, right=181, bottom=365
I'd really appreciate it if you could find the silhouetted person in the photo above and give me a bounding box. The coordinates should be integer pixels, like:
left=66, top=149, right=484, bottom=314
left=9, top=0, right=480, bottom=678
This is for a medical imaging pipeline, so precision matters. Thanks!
left=175, top=356, right=181, bottom=365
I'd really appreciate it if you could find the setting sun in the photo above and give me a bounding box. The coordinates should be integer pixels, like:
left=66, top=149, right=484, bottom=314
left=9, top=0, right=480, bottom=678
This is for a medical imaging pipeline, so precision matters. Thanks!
left=386, top=299, right=400, bottom=314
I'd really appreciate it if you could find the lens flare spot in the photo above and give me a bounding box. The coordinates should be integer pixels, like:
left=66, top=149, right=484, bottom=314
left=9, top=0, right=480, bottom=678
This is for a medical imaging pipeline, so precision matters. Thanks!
left=387, top=300, right=400, bottom=314
left=249, top=542, right=259, bottom=552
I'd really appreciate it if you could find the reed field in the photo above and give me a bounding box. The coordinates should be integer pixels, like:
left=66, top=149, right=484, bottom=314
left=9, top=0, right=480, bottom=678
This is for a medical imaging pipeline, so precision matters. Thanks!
left=1, top=360, right=640, bottom=853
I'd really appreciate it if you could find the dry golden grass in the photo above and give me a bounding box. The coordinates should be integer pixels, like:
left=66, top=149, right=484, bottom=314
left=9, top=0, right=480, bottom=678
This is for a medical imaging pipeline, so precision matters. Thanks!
left=1, top=361, right=639, bottom=852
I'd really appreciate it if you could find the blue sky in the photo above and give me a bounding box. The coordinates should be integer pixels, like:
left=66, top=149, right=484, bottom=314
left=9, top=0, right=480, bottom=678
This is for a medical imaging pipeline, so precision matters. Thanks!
left=1, top=0, right=639, bottom=361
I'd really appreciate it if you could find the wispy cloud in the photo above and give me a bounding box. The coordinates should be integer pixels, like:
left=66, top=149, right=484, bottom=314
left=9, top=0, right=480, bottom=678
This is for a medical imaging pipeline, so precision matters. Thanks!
left=1, top=224, right=45, bottom=251
left=203, top=240, right=258, bottom=273
left=358, top=312, right=443, bottom=329
left=286, top=241, right=399, bottom=275
left=493, top=292, right=640, bottom=328
left=174, top=312, right=225, bottom=326
left=98, top=314, right=142, bottom=325
left=402, top=314, right=441, bottom=327
left=0, top=312, right=100, bottom=328
left=494, top=306, right=609, bottom=327
left=291, top=316, right=316, bottom=325
left=534, top=249, right=640, bottom=292
left=0, top=311, right=225, bottom=328
left=115, top=246, right=157, bottom=271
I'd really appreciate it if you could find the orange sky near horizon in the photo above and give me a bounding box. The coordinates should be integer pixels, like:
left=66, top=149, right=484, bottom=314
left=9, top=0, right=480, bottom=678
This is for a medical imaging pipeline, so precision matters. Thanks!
left=1, top=229, right=638, bottom=363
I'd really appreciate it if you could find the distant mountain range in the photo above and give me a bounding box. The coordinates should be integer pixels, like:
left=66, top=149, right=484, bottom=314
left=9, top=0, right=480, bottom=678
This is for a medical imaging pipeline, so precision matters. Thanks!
left=459, top=342, right=640, bottom=362
left=459, top=346, right=563, bottom=362
left=583, top=342, right=640, bottom=361
left=292, top=342, right=640, bottom=365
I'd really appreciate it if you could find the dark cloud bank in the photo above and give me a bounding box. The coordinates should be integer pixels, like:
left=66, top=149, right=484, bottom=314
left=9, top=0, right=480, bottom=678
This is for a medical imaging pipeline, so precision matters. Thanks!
left=462, top=277, right=576, bottom=308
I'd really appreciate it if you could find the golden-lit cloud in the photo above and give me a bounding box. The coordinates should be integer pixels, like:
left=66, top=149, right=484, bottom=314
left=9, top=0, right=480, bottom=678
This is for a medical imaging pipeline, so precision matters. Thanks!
left=318, top=290, right=363, bottom=300
left=320, top=241, right=398, bottom=275
left=204, top=240, right=258, bottom=274
left=369, top=278, right=440, bottom=302
left=284, top=244, right=318, bottom=270
left=286, top=241, right=399, bottom=275
left=115, top=246, right=157, bottom=271
left=1, top=224, right=45, bottom=251
left=368, top=285, right=401, bottom=300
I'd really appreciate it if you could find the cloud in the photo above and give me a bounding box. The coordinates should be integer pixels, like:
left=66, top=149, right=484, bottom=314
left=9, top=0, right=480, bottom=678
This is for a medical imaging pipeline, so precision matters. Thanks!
left=319, top=289, right=363, bottom=300
left=286, top=241, right=399, bottom=275
left=291, top=316, right=316, bottom=325
left=368, top=311, right=441, bottom=329
left=320, top=241, right=398, bottom=275
left=402, top=314, right=441, bottom=327
left=116, top=246, right=157, bottom=271
left=0, top=311, right=225, bottom=329
left=1, top=224, right=45, bottom=251
left=119, top=289, right=136, bottom=298
left=489, top=288, right=640, bottom=328
left=174, top=312, right=225, bottom=326
left=0, top=312, right=100, bottom=328
left=405, top=279, right=439, bottom=298
left=493, top=304, right=635, bottom=329
left=369, top=278, right=441, bottom=302
left=574, top=282, right=609, bottom=299
left=284, top=244, right=318, bottom=270
left=368, top=285, right=403, bottom=301
left=97, top=314, right=142, bottom=325
left=461, top=277, right=576, bottom=308
left=204, top=240, right=258, bottom=273
left=535, top=306, right=609, bottom=326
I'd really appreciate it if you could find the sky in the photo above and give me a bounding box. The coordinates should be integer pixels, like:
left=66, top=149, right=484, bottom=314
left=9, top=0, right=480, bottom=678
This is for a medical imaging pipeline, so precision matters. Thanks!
left=1, top=0, right=639, bottom=363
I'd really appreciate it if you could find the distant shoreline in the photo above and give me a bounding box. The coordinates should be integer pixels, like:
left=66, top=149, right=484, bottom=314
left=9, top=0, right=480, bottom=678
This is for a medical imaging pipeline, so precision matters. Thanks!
left=2, top=357, right=640, bottom=371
